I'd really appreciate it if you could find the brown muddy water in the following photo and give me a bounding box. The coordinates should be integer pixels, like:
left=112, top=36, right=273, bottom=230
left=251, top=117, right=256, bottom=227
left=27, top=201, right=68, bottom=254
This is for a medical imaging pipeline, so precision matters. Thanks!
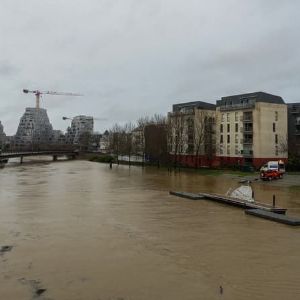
left=0, top=160, right=300, bottom=300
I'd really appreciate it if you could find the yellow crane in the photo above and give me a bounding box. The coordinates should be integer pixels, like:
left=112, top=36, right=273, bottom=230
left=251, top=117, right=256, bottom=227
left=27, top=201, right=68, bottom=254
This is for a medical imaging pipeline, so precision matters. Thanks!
left=23, top=89, right=83, bottom=109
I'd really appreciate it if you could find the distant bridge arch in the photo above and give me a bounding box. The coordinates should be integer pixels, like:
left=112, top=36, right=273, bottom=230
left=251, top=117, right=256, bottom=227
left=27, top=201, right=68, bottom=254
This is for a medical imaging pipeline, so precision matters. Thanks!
left=0, top=150, right=79, bottom=164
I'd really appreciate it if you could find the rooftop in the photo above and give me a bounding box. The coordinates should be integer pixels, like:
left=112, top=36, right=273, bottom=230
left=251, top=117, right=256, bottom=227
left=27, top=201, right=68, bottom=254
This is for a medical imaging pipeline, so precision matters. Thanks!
left=172, top=100, right=216, bottom=112
left=217, top=92, right=285, bottom=108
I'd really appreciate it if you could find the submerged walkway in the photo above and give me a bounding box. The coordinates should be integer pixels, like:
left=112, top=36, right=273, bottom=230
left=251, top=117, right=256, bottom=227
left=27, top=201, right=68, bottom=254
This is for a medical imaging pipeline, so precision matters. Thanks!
left=170, top=191, right=300, bottom=226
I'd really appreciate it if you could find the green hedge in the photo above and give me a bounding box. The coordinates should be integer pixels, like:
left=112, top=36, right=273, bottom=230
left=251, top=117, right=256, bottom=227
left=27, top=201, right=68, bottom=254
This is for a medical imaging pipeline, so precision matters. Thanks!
left=89, top=155, right=115, bottom=163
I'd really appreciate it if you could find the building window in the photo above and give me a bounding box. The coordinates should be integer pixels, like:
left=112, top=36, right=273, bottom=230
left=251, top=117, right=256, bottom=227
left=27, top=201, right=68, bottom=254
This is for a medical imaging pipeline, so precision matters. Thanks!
left=275, top=134, right=278, bottom=144
left=275, top=146, right=278, bottom=156
left=227, top=135, right=230, bottom=143
left=221, top=114, right=225, bottom=122
left=220, top=135, right=223, bottom=144
left=235, top=145, right=239, bottom=155
left=187, top=144, right=194, bottom=153
left=244, top=134, right=253, bottom=144
left=244, top=122, right=253, bottom=132
left=235, top=123, right=238, bottom=132
left=220, top=124, right=223, bottom=133
left=227, top=113, right=230, bottom=122
left=227, top=145, right=230, bottom=155
left=273, top=123, right=276, bottom=132
left=243, top=111, right=253, bottom=122
left=235, top=112, right=238, bottom=121
left=220, top=146, right=223, bottom=155
left=275, top=111, right=278, bottom=121
left=235, top=134, right=238, bottom=144
left=227, top=124, right=230, bottom=132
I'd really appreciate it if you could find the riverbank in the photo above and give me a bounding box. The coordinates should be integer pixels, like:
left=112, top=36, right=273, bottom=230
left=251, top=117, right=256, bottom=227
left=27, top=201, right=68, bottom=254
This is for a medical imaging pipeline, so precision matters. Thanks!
left=87, top=156, right=300, bottom=190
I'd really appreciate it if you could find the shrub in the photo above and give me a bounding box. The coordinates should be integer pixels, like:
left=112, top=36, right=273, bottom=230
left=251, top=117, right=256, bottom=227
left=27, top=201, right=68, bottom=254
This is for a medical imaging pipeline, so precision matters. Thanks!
left=89, top=155, right=115, bottom=163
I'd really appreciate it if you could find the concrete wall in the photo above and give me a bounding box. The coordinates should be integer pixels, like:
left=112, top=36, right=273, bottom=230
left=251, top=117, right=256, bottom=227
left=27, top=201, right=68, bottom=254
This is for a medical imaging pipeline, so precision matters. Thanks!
left=216, top=109, right=244, bottom=158
left=253, top=102, right=288, bottom=159
left=215, top=101, right=288, bottom=167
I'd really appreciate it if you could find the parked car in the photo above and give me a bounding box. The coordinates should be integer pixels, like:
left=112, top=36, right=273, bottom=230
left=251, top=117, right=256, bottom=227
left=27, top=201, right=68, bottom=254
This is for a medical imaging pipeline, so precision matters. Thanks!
left=260, top=169, right=282, bottom=181
left=260, top=160, right=285, bottom=181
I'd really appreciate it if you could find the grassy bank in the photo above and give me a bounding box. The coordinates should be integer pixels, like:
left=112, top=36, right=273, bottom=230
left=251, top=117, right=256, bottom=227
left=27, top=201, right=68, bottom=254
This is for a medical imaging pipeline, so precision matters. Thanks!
left=86, top=154, right=256, bottom=177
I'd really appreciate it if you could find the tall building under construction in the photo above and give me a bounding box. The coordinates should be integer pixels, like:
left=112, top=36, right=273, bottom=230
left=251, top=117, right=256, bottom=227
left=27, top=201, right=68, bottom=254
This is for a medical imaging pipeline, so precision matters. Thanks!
left=0, top=121, right=6, bottom=147
left=65, top=115, right=94, bottom=145
left=14, top=108, right=54, bottom=148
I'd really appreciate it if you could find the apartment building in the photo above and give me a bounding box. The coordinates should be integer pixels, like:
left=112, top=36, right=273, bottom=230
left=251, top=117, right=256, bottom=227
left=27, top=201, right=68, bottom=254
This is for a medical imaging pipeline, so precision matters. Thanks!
left=0, top=121, right=6, bottom=148
left=168, top=101, right=216, bottom=167
left=216, top=92, right=288, bottom=168
left=65, top=115, right=94, bottom=145
left=99, top=130, right=110, bottom=153
left=131, top=126, right=144, bottom=156
left=288, top=103, right=300, bottom=156
left=14, top=108, right=54, bottom=148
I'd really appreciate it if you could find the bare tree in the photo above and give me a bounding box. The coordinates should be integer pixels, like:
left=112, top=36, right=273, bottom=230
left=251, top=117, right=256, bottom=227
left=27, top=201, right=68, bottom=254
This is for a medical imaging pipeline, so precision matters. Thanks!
left=168, top=111, right=185, bottom=169
left=123, top=122, right=134, bottom=166
left=144, top=121, right=168, bottom=168
left=278, top=135, right=288, bottom=155
left=109, top=123, right=123, bottom=164
left=134, top=117, right=150, bottom=165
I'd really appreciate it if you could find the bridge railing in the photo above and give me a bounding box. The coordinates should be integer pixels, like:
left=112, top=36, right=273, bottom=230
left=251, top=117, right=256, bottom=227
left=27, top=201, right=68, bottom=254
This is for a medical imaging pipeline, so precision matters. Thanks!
left=2, top=144, right=78, bottom=154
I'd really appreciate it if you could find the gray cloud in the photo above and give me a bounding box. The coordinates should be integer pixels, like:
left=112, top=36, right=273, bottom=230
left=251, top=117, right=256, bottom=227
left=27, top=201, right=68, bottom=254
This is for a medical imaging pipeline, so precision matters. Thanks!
left=0, top=0, right=300, bottom=135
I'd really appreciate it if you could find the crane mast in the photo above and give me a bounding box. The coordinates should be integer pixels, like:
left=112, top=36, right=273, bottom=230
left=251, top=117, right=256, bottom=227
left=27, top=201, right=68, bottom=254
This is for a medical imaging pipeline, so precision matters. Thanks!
left=23, top=89, right=83, bottom=109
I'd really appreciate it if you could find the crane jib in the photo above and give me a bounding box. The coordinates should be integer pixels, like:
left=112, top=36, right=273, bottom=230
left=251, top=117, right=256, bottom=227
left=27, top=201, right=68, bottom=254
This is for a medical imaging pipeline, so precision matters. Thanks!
left=23, top=89, right=83, bottom=109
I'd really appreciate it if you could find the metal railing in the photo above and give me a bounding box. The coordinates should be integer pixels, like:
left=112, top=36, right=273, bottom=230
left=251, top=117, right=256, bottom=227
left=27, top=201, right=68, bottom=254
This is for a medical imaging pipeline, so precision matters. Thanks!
left=219, top=103, right=255, bottom=111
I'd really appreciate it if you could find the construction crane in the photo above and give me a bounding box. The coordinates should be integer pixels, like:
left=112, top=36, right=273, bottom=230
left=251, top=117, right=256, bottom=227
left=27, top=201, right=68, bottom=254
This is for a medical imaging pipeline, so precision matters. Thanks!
left=62, top=116, right=107, bottom=121
left=23, top=89, right=83, bottom=109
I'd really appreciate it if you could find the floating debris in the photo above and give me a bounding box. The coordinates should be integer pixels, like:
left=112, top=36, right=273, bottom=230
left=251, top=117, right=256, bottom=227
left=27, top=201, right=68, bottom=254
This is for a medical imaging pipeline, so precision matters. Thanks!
left=18, top=278, right=47, bottom=298
left=219, top=285, right=223, bottom=294
left=0, top=245, right=13, bottom=255
left=35, top=288, right=47, bottom=296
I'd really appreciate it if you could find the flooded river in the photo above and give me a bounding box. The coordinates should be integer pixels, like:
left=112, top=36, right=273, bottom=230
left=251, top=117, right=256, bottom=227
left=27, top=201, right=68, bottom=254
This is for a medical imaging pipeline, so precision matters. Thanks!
left=0, top=160, right=300, bottom=299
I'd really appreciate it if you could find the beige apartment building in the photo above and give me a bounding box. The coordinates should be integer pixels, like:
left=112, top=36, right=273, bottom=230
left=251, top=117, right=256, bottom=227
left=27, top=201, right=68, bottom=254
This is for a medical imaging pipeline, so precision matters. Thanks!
left=216, top=92, right=288, bottom=168
left=168, top=101, right=216, bottom=167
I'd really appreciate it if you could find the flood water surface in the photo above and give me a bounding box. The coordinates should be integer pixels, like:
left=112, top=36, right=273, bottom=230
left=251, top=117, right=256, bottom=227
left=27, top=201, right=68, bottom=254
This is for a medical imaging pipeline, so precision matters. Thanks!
left=0, top=160, right=300, bottom=299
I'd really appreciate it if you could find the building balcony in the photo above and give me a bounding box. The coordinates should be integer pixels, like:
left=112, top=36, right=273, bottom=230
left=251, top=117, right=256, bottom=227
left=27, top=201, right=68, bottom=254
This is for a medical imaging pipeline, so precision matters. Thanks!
left=243, top=130, right=253, bottom=134
left=241, top=148, right=253, bottom=157
left=220, top=103, right=255, bottom=111
left=290, top=109, right=300, bottom=114
left=294, top=130, right=300, bottom=135
left=243, top=139, right=253, bottom=145
left=243, top=117, right=253, bottom=122
left=169, top=110, right=194, bottom=117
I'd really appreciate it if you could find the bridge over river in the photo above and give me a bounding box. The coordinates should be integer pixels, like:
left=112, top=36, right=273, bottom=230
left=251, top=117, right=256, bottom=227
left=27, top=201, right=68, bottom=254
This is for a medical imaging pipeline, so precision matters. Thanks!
left=0, top=150, right=78, bottom=164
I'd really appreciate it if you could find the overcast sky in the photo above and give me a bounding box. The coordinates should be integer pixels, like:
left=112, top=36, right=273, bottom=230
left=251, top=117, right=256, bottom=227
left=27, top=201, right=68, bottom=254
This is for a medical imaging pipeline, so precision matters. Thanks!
left=1, top=0, right=300, bottom=135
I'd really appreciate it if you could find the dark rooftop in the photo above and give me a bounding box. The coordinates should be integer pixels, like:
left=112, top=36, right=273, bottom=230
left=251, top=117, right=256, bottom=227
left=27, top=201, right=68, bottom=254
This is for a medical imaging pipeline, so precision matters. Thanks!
left=172, top=100, right=216, bottom=112
left=217, top=92, right=285, bottom=107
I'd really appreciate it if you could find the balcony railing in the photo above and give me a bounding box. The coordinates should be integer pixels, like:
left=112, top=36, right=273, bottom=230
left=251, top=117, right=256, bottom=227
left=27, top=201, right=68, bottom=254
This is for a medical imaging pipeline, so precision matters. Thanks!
left=243, top=127, right=253, bottom=133
left=290, top=108, right=300, bottom=114
left=241, top=148, right=253, bottom=157
left=243, top=139, right=253, bottom=145
left=295, top=130, right=300, bottom=135
left=243, top=117, right=253, bottom=122
left=219, top=103, right=255, bottom=111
